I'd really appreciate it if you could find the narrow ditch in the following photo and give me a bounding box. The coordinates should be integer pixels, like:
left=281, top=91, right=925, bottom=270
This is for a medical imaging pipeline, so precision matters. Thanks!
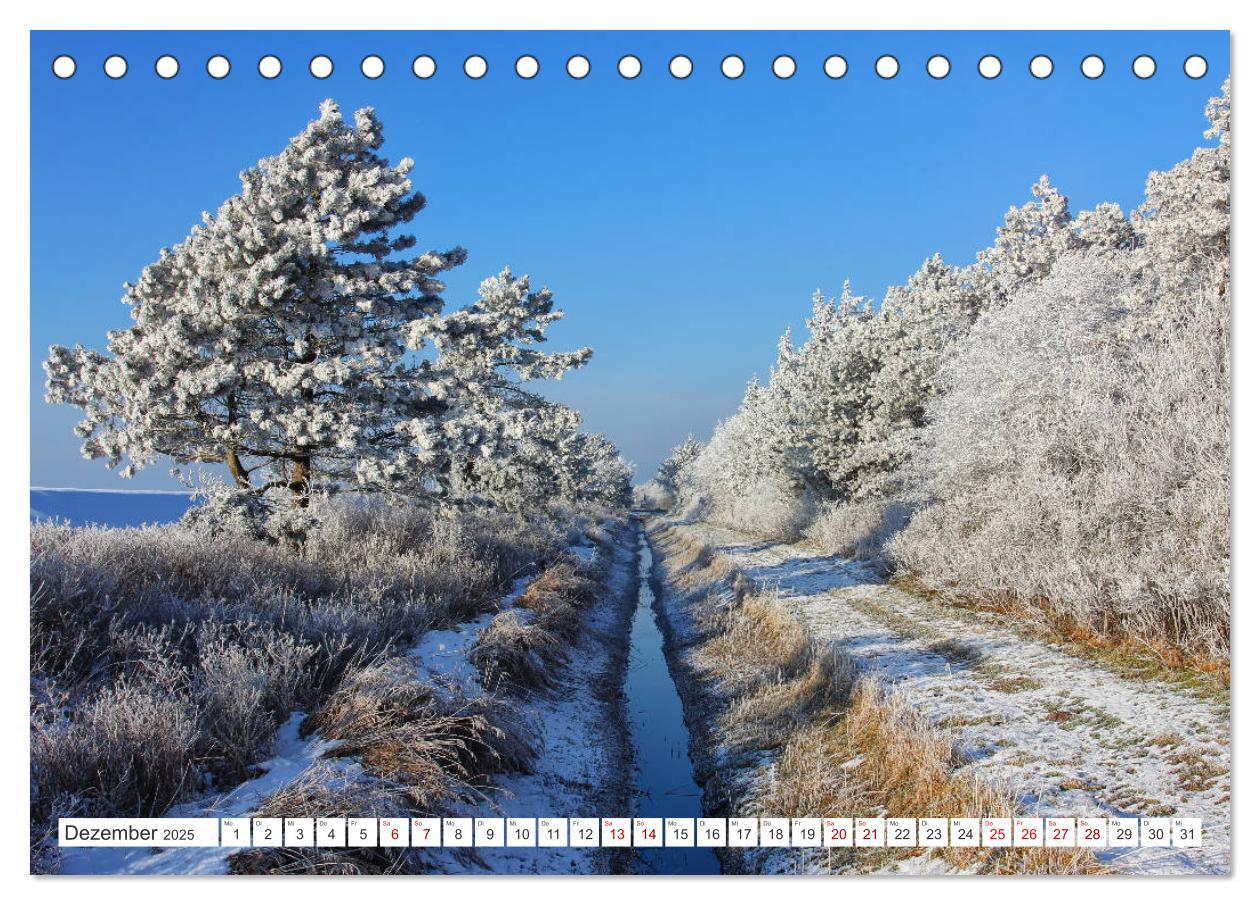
left=622, top=520, right=720, bottom=875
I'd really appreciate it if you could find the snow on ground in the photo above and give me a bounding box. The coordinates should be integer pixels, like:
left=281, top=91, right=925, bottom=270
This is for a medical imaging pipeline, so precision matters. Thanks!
left=410, top=576, right=532, bottom=694
left=423, top=533, right=635, bottom=875
left=679, top=522, right=1231, bottom=876
left=59, top=713, right=356, bottom=875
left=57, top=570, right=569, bottom=876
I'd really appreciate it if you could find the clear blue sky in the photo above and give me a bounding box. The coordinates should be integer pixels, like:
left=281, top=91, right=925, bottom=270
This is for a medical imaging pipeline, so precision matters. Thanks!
left=30, top=30, right=1228, bottom=487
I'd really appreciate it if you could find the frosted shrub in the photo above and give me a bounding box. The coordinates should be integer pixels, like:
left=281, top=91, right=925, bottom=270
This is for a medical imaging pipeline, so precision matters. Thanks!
left=717, top=477, right=816, bottom=542
left=31, top=682, right=198, bottom=821
left=890, top=251, right=1229, bottom=657
left=181, top=478, right=273, bottom=540
left=633, top=480, right=673, bottom=512
left=805, top=498, right=912, bottom=563
left=194, top=624, right=315, bottom=781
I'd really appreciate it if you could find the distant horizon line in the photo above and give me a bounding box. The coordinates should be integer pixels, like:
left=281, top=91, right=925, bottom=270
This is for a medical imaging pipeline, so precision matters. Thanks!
left=31, top=486, right=193, bottom=495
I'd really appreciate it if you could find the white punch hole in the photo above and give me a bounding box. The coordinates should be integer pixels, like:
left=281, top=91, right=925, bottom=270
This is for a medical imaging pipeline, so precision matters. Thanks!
left=257, top=55, right=282, bottom=79
left=875, top=55, right=899, bottom=79
left=978, top=55, right=1002, bottom=79
left=412, top=55, right=436, bottom=79
left=309, top=55, right=333, bottom=79
left=1081, top=55, right=1105, bottom=79
left=52, top=55, right=77, bottom=79
left=926, top=55, right=950, bottom=79
left=103, top=55, right=128, bottom=79
left=516, top=55, right=540, bottom=79
left=206, top=55, right=231, bottom=79
left=772, top=55, right=796, bottom=79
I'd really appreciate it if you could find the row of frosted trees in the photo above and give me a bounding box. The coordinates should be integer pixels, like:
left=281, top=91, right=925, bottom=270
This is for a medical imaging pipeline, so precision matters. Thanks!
left=46, top=100, right=633, bottom=532
left=657, top=83, right=1230, bottom=660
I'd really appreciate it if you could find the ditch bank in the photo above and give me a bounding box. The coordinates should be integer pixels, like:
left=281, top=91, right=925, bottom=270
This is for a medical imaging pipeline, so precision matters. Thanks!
left=645, top=516, right=1103, bottom=876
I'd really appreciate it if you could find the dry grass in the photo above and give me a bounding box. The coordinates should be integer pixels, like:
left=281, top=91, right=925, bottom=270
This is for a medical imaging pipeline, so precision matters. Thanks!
left=469, top=559, right=603, bottom=694
left=759, top=678, right=1103, bottom=874
left=305, top=658, right=535, bottom=807
left=229, top=764, right=417, bottom=875
left=893, top=575, right=1230, bottom=697
left=516, top=561, right=598, bottom=643
left=30, top=682, right=198, bottom=823
left=718, top=650, right=856, bottom=753
left=697, top=593, right=814, bottom=695
left=658, top=530, right=742, bottom=592
left=471, top=611, right=563, bottom=694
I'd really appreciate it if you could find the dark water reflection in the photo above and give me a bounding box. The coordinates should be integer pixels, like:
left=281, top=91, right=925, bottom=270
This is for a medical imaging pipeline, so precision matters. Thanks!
left=624, top=527, right=720, bottom=875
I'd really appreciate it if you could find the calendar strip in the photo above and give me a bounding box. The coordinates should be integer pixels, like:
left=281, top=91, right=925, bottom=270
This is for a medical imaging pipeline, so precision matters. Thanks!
left=58, top=816, right=1202, bottom=849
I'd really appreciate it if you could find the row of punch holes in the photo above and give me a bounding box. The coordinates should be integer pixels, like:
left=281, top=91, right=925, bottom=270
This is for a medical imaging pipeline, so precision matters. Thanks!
left=50, top=52, right=1210, bottom=82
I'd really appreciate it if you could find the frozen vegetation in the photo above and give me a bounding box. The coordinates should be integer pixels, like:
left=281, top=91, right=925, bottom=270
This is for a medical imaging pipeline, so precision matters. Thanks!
left=636, top=82, right=1230, bottom=877
left=653, top=521, right=1227, bottom=875
left=32, top=100, right=634, bottom=874
left=659, top=83, right=1230, bottom=668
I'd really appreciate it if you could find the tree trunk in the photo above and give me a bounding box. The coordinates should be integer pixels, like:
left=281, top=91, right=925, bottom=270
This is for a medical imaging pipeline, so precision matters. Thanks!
left=290, top=454, right=311, bottom=508
left=226, top=447, right=251, bottom=489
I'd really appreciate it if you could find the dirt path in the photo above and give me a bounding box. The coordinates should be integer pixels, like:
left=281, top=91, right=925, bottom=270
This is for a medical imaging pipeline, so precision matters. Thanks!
left=680, top=522, right=1230, bottom=876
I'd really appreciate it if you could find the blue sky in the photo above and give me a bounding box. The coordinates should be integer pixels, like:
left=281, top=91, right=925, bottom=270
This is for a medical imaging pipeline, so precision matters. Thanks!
left=30, top=30, right=1228, bottom=487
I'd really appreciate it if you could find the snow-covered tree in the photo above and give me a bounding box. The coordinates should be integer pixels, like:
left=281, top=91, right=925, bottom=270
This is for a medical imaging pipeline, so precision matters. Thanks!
left=667, top=80, right=1230, bottom=587
left=555, top=432, right=634, bottom=510
left=44, top=101, right=593, bottom=513
left=655, top=436, right=702, bottom=496
left=1137, top=79, right=1230, bottom=312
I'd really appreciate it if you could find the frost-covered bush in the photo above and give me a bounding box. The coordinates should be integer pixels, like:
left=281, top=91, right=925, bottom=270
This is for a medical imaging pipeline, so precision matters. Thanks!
left=633, top=480, right=673, bottom=511
left=31, top=682, right=198, bottom=821
left=180, top=478, right=278, bottom=541
left=889, top=250, right=1229, bottom=657
left=716, top=477, right=817, bottom=542
left=194, top=624, right=316, bottom=782
left=805, top=498, right=913, bottom=563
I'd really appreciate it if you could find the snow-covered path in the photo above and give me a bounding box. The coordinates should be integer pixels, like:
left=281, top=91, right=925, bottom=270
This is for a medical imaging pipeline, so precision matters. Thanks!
left=679, top=522, right=1231, bottom=876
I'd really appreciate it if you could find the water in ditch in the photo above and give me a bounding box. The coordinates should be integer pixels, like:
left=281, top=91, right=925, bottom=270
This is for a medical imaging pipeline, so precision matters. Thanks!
left=623, top=524, right=721, bottom=874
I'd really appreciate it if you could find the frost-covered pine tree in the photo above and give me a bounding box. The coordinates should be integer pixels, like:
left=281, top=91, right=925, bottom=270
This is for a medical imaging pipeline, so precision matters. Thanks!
left=1137, top=79, right=1230, bottom=310
left=556, top=432, right=634, bottom=510
left=655, top=436, right=702, bottom=495
left=415, top=267, right=592, bottom=508
left=44, top=101, right=590, bottom=512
